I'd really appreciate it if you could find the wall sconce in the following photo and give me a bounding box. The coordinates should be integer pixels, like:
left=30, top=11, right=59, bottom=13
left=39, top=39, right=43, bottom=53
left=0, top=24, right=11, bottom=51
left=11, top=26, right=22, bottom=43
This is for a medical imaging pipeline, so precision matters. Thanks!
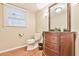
left=44, top=12, right=48, bottom=17
left=43, top=9, right=48, bottom=17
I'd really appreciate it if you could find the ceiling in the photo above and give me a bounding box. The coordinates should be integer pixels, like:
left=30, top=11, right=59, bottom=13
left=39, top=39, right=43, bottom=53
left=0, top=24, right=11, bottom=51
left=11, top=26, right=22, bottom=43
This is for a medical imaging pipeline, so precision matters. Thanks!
left=11, top=3, right=51, bottom=12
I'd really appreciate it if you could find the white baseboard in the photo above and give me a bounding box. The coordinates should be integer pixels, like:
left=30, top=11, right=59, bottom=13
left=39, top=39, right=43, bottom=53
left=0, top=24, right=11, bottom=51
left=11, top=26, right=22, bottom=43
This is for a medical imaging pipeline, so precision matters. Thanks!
left=0, top=45, right=27, bottom=53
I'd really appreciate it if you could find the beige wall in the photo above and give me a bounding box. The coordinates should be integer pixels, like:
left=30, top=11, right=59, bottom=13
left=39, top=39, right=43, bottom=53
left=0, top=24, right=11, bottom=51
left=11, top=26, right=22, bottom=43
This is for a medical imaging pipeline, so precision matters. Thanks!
left=36, top=7, right=49, bottom=33
left=36, top=4, right=53, bottom=33
left=0, top=4, right=36, bottom=51
left=71, top=4, right=79, bottom=56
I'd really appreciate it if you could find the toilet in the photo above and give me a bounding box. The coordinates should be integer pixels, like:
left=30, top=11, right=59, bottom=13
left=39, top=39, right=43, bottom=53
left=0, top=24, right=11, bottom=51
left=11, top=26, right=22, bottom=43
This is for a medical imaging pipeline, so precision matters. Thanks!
left=26, top=33, right=41, bottom=50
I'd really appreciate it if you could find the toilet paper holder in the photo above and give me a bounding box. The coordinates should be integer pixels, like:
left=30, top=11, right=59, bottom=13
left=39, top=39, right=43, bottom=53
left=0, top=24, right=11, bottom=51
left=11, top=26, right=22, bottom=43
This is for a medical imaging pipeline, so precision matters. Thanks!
left=19, top=34, right=24, bottom=37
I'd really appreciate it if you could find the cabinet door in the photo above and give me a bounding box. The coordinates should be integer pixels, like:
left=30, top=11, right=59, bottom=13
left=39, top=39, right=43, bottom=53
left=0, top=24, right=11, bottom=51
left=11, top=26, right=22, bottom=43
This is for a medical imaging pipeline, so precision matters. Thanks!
left=44, top=47, right=59, bottom=56
left=60, top=33, right=75, bottom=56
left=43, top=32, right=60, bottom=56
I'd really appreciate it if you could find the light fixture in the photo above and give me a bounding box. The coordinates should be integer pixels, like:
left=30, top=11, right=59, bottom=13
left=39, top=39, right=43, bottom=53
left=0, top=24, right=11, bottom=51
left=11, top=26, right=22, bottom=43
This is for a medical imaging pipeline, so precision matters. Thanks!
left=55, top=7, right=62, bottom=13
left=43, top=9, right=48, bottom=17
left=44, top=12, right=48, bottom=17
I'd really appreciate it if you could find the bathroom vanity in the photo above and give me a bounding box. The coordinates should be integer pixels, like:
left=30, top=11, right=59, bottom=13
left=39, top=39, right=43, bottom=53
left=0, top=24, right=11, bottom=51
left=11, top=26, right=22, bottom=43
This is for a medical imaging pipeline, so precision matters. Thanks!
left=42, top=32, right=76, bottom=56
left=42, top=3, right=76, bottom=56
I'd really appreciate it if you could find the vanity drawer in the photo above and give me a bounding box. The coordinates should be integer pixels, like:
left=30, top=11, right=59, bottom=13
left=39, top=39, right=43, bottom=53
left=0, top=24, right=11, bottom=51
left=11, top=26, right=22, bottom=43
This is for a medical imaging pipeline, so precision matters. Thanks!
left=45, top=40, right=59, bottom=46
left=44, top=32, right=59, bottom=40
left=45, top=42, right=59, bottom=51
left=45, top=39, right=59, bottom=44
left=44, top=47, right=59, bottom=56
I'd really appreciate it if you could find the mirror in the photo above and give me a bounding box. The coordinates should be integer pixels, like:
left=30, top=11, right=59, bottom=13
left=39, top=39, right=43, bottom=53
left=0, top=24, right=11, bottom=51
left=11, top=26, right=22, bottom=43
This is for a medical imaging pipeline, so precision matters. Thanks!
left=49, top=3, right=71, bottom=32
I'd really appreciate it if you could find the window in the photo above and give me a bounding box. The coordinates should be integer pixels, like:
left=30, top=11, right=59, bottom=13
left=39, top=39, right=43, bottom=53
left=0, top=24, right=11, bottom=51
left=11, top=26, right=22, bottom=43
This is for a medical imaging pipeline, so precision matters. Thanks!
left=4, top=4, right=27, bottom=27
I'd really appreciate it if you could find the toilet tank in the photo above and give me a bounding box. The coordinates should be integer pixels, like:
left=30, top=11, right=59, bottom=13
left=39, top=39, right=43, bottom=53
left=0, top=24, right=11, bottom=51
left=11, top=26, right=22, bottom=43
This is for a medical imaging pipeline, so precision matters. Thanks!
left=34, top=33, right=41, bottom=41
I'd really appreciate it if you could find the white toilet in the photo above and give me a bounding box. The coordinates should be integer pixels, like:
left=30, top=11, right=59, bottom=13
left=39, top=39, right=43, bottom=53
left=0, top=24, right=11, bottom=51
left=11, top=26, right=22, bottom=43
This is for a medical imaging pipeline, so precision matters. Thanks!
left=26, top=33, right=41, bottom=50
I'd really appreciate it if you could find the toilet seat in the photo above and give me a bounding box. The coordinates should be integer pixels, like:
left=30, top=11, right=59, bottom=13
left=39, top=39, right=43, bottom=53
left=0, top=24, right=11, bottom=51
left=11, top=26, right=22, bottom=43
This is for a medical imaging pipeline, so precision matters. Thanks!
left=26, top=33, right=41, bottom=50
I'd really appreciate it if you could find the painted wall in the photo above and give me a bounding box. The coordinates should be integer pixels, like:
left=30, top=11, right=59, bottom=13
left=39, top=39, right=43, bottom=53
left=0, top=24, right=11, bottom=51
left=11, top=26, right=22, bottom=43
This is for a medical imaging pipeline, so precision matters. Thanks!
left=71, top=4, right=79, bottom=56
left=36, top=7, right=49, bottom=33
left=0, top=4, right=36, bottom=51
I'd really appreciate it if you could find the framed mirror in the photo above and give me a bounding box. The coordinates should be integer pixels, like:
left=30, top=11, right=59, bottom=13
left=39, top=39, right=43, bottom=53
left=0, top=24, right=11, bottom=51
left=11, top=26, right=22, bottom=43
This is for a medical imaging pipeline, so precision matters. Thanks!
left=49, top=3, right=71, bottom=32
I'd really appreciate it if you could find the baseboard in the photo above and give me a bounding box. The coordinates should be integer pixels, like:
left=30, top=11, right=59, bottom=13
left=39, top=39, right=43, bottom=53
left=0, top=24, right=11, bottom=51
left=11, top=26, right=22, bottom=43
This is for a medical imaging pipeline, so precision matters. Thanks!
left=0, top=45, right=27, bottom=53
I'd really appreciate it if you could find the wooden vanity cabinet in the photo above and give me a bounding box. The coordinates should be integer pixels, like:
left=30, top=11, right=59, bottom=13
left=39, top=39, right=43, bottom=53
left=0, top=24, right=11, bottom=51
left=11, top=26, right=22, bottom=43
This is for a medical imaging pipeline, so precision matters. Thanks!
left=43, top=32, right=76, bottom=56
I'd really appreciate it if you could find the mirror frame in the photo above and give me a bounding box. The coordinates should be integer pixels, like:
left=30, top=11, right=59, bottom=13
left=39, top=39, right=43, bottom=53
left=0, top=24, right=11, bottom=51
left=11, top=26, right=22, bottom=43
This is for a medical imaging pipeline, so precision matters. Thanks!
left=48, top=3, right=71, bottom=32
